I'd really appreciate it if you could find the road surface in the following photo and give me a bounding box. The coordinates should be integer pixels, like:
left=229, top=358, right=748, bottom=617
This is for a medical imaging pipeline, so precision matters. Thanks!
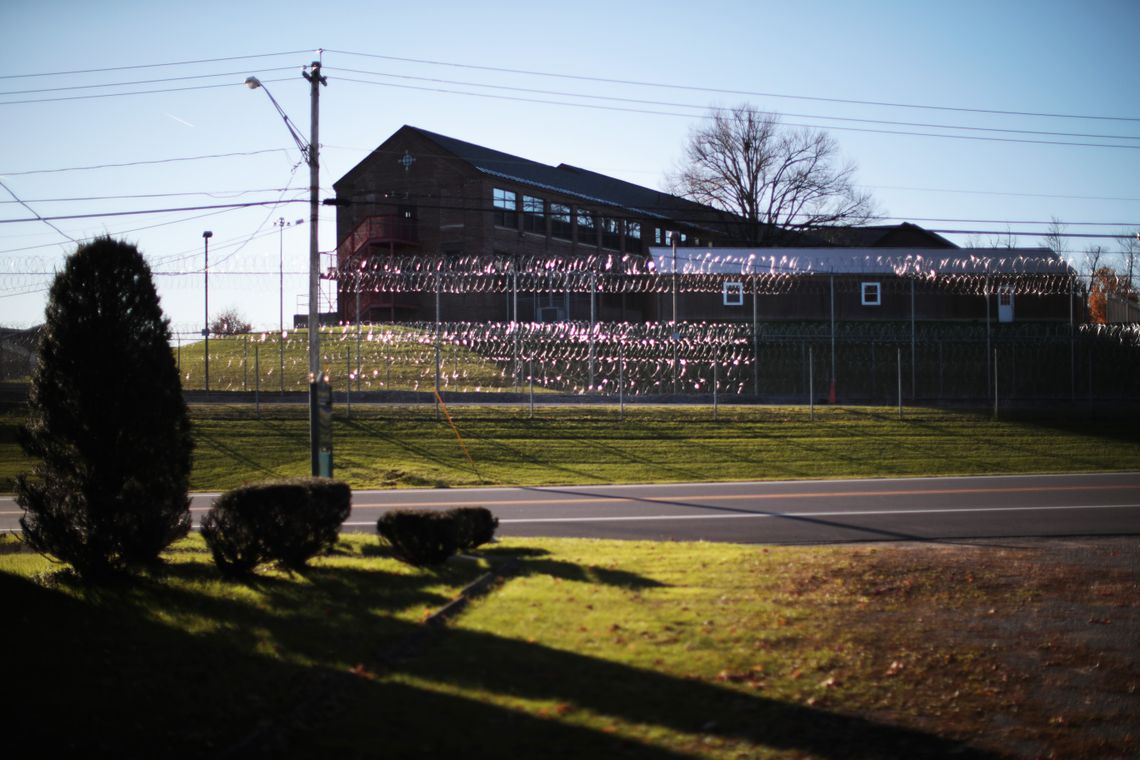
left=3, top=472, right=1138, bottom=544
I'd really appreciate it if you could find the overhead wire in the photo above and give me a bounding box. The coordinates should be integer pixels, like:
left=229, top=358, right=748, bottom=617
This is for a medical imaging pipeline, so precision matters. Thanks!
left=327, top=49, right=1140, bottom=124
left=329, top=66, right=1140, bottom=144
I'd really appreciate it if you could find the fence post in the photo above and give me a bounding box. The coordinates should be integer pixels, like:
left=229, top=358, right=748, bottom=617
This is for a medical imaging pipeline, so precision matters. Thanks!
left=529, top=357, right=535, bottom=419
left=752, top=274, right=759, bottom=397
left=809, top=346, right=815, bottom=421
left=712, top=349, right=719, bottom=422
left=346, top=347, right=352, bottom=419
left=255, top=342, right=261, bottom=418
left=993, top=348, right=999, bottom=420
left=619, top=340, right=625, bottom=421
left=897, top=347, right=903, bottom=420
left=243, top=334, right=249, bottom=391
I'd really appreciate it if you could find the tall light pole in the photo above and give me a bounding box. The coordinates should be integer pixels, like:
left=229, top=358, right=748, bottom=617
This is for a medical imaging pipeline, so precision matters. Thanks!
left=246, top=59, right=328, bottom=476
left=275, top=217, right=304, bottom=395
left=202, top=230, right=212, bottom=394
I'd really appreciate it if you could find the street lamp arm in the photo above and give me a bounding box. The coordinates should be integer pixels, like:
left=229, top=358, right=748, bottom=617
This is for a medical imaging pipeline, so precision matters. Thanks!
left=244, top=77, right=310, bottom=163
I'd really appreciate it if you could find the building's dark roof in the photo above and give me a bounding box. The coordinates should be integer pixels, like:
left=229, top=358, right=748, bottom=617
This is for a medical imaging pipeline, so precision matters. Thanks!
left=812, top=222, right=958, bottom=249
left=399, top=127, right=753, bottom=236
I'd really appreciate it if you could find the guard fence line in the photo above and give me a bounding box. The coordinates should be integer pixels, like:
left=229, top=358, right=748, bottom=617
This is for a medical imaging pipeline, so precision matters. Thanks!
left=168, top=321, right=1140, bottom=404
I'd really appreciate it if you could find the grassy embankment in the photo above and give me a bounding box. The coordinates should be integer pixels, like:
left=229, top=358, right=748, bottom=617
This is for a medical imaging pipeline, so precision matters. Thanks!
left=2, top=404, right=1139, bottom=493
left=172, top=326, right=517, bottom=393
left=3, top=533, right=1134, bottom=757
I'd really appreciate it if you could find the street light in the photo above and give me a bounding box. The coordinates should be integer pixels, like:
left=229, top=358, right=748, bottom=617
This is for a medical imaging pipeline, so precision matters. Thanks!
left=202, top=230, right=213, bottom=394
left=275, top=217, right=304, bottom=395
left=246, top=61, right=328, bottom=476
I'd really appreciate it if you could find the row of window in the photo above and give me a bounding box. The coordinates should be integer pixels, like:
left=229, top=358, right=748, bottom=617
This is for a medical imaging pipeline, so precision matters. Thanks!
left=493, top=188, right=644, bottom=251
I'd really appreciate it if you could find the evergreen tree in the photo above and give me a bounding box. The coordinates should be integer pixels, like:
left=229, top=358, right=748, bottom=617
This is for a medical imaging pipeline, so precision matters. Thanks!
left=17, top=237, right=193, bottom=579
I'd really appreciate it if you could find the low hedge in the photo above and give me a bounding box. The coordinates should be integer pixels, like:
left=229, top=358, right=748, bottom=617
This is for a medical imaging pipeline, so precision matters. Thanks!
left=376, top=507, right=499, bottom=567
left=201, top=478, right=352, bottom=576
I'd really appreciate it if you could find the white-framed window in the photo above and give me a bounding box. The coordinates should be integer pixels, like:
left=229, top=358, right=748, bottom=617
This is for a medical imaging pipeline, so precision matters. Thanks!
left=492, top=188, right=517, bottom=228
left=861, top=281, right=881, bottom=306
left=723, top=280, right=744, bottom=306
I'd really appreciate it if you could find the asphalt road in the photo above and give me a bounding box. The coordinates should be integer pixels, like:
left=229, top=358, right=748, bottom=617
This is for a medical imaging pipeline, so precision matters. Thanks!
left=3, top=472, right=1138, bottom=544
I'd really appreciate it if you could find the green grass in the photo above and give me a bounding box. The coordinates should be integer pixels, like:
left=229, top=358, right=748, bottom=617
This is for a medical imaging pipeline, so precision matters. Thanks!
left=3, top=404, right=1139, bottom=493
left=174, top=326, right=516, bottom=393
left=4, top=533, right=1133, bottom=757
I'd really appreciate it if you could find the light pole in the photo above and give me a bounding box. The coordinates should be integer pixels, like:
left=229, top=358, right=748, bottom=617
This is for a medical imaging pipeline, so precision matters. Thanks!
left=275, top=217, right=304, bottom=394
left=202, top=230, right=212, bottom=394
left=246, top=60, right=328, bottom=476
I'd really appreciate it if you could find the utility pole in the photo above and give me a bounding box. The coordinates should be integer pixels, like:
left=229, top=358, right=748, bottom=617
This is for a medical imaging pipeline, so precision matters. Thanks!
left=245, top=60, right=327, bottom=475
left=303, top=59, right=327, bottom=477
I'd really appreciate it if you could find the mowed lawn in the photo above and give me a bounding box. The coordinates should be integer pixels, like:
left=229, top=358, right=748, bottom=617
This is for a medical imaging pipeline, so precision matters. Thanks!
left=3, top=533, right=1135, bottom=758
left=2, top=403, right=1139, bottom=492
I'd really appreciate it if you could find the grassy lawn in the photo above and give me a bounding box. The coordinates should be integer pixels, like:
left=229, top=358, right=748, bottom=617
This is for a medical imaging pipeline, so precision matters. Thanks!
left=3, top=533, right=1135, bottom=757
left=2, top=403, right=1139, bottom=493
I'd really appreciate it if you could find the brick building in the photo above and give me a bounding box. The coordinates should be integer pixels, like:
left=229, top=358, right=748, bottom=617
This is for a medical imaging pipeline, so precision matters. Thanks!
left=333, top=125, right=755, bottom=323
left=333, top=127, right=1078, bottom=325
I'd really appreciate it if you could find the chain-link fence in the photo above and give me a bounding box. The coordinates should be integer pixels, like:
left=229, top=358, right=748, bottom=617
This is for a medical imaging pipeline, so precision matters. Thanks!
left=171, top=321, right=1140, bottom=404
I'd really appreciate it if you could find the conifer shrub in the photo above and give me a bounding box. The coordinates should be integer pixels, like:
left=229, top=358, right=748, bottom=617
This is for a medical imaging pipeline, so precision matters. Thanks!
left=17, top=238, right=192, bottom=580
left=447, top=507, right=499, bottom=551
left=375, top=510, right=460, bottom=567
left=201, top=478, right=351, bottom=576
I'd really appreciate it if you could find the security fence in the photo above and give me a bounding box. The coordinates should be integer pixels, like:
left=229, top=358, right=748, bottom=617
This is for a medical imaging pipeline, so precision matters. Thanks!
left=171, top=321, right=1140, bottom=403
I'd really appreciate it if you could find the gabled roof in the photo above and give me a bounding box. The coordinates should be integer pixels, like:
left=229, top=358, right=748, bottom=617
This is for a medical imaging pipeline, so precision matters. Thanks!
left=341, top=126, right=746, bottom=232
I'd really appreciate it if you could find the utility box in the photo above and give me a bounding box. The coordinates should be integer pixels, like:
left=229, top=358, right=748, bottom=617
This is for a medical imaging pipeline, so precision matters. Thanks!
left=311, top=379, right=334, bottom=477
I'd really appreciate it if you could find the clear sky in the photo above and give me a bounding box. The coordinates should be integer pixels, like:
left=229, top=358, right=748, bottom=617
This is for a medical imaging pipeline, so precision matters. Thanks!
left=2, top=0, right=1138, bottom=334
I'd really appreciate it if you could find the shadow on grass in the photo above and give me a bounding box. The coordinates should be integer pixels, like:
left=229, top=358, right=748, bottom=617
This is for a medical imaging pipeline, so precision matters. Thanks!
left=4, top=545, right=1001, bottom=759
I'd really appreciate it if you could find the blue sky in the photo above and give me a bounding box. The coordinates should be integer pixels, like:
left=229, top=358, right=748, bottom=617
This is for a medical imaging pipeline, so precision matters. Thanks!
left=2, top=0, right=1138, bottom=332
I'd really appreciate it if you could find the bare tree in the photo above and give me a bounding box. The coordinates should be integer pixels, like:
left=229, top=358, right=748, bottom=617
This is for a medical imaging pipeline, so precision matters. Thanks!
left=1116, top=230, right=1139, bottom=297
left=1040, top=217, right=1066, bottom=256
left=669, top=105, right=875, bottom=243
left=210, top=307, right=252, bottom=336
left=1083, top=245, right=1104, bottom=294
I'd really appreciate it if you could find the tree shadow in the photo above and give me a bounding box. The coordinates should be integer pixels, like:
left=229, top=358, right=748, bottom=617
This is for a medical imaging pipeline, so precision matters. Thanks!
left=5, top=544, right=1003, bottom=759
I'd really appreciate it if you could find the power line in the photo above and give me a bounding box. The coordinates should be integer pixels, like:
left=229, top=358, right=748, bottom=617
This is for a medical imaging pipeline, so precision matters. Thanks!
left=9, top=50, right=314, bottom=79
left=0, top=198, right=313, bottom=224
left=0, top=149, right=293, bottom=177
left=0, top=179, right=78, bottom=244
left=0, top=67, right=298, bottom=97
left=330, top=66, right=1140, bottom=144
left=0, top=187, right=299, bottom=205
left=0, top=77, right=295, bottom=106
left=335, top=76, right=1140, bottom=151
left=328, top=49, right=1140, bottom=124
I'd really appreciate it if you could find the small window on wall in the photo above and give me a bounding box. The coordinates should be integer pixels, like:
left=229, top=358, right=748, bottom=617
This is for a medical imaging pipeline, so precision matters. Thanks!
left=723, top=281, right=744, bottom=306
left=601, top=217, right=621, bottom=249
left=493, top=188, right=517, bottom=228
left=550, top=203, right=572, bottom=240
left=522, top=195, right=545, bottom=234
left=577, top=209, right=596, bottom=246
left=861, top=281, right=881, bottom=306
left=626, top=221, right=641, bottom=252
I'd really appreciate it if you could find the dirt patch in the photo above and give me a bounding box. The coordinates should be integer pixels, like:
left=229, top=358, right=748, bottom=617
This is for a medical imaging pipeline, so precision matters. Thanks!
left=805, top=538, right=1139, bottom=758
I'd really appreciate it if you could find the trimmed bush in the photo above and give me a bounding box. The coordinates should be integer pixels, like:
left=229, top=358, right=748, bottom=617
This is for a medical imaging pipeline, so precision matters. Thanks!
left=376, top=510, right=459, bottom=567
left=447, top=507, right=499, bottom=551
left=201, top=479, right=351, bottom=576
left=376, top=507, right=499, bottom=567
